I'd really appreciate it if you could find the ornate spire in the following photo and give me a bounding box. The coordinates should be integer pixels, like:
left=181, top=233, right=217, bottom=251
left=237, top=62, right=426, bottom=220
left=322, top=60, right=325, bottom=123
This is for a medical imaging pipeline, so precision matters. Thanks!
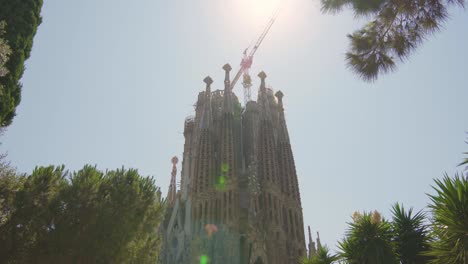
left=223, top=63, right=232, bottom=90
left=258, top=71, right=267, bottom=94
left=204, top=76, right=213, bottom=93
left=308, top=226, right=317, bottom=258
left=316, top=231, right=322, bottom=250
left=275, top=90, right=284, bottom=107
left=308, top=226, right=313, bottom=247
left=200, top=76, right=213, bottom=128
left=275, top=90, right=290, bottom=143
left=257, top=71, right=271, bottom=121
left=223, top=64, right=233, bottom=113
left=167, top=156, right=179, bottom=206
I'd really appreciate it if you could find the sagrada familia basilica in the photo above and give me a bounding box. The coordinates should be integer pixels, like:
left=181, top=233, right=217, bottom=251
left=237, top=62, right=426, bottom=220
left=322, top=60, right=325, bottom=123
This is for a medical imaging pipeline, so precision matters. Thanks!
left=160, top=64, right=320, bottom=264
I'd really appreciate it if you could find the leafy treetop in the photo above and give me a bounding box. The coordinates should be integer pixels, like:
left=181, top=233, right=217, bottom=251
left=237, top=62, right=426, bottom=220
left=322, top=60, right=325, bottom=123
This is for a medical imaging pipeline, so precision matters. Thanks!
left=321, top=0, right=465, bottom=81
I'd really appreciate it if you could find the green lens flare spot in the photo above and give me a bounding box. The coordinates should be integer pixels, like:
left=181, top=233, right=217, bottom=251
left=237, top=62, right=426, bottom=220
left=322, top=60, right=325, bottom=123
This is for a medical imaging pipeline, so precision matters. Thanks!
left=219, top=176, right=225, bottom=185
left=215, top=176, right=226, bottom=192
left=200, top=255, right=208, bottom=264
left=221, top=163, right=229, bottom=173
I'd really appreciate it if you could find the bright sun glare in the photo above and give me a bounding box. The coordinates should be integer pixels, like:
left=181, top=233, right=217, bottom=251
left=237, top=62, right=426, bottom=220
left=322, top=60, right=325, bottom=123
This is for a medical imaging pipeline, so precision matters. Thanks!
left=238, top=0, right=283, bottom=25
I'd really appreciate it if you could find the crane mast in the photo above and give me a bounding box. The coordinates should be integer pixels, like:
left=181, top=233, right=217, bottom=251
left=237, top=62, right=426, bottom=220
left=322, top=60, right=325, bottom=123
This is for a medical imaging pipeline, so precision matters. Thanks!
left=230, top=3, right=282, bottom=105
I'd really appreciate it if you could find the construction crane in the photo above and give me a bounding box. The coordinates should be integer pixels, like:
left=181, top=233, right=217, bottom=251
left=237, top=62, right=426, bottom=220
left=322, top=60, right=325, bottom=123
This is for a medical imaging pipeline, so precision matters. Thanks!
left=230, top=3, right=283, bottom=105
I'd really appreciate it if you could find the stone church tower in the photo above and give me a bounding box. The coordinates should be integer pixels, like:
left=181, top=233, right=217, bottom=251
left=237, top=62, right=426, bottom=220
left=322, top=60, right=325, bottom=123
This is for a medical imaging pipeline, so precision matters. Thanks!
left=160, top=64, right=306, bottom=264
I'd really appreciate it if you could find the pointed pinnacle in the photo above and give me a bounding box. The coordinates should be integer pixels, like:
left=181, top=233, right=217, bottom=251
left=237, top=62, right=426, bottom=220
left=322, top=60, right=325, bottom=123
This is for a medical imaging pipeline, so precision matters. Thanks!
left=203, top=76, right=213, bottom=85
left=223, top=63, right=232, bottom=72
left=275, top=90, right=284, bottom=100
left=258, top=71, right=267, bottom=80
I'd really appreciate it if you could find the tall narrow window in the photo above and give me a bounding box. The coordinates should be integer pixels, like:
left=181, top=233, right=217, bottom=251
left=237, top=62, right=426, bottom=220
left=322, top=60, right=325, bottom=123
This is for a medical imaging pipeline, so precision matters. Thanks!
left=204, top=201, right=208, bottom=223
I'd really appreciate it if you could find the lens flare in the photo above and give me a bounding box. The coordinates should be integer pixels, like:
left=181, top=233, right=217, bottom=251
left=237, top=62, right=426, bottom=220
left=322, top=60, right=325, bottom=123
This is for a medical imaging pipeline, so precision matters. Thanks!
left=215, top=175, right=226, bottom=191
left=221, top=163, right=229, bottom=173
left=200, top=255, right=209, bottom=264
left=235, top=0, right=282, bottom=26
left=205, top=224, right=219, bottom=237
left=219, top=176, right=226, bottom=185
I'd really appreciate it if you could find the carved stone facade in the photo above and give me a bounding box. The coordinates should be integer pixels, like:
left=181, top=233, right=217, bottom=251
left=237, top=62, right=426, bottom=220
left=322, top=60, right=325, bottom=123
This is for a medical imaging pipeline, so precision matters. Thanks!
left=160, top=64, right=306, bottom=264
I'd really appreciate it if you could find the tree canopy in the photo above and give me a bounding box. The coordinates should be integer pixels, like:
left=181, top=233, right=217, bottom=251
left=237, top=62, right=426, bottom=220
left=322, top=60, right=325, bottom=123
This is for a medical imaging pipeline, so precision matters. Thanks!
left=339, top=210, right=398, bottom=264
left=426, top=174, right=468, bottom=263
left=0, top=0, right=43, bottom=127
left=391, top=203, right=432, bottom=264
left=0, top=165, right=165, bottom=264
left=321, top=0, right=466, bottom=81
left=0, top=21, right=11, bottom=79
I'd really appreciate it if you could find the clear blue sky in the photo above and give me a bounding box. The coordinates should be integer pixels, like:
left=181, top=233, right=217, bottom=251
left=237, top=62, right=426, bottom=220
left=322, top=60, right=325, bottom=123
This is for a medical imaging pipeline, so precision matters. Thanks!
left=3, top=0, right=468, bottom=251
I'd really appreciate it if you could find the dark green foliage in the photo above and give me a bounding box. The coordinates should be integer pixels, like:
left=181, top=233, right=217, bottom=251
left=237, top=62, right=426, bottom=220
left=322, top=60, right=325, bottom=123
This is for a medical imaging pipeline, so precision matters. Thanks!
left=0, top=0, right=43, bottom=127
left=321, top=0, right=386, bottom=15
left=0, top=21, right=12, bottom=78
left=0, top=165, right=165, bottom=264
left=334, top=139, right=468, bottom=262
left=0, top=150, right=21, bottom=227
left=461, top=154, right=468, bottom=173
left=426, top=174, right=468, bottom=263
left=301, top=246, right=338, bottom=264
left=339, top=211, right=398, bottom=264
left=391, top=203, right=432, bottom=264
left=321, top=0, right=465, bottom=81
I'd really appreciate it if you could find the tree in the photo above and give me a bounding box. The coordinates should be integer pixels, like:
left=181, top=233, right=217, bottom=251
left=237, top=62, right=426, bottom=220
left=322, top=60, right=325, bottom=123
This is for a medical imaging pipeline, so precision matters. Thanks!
left=0, top=165, right=165, bottom=264
left=0, top=21, right=11, bottom=79
left=302, top=245, right=339, bottom=264
left=339, top=210, right=398, bottom=264
left=0, top=132, right=21, bottom=227
left=320, top=0, right=466, bottom=81
left=1, top=166, right=67, bottom=263
left=426, top=173, right=468, bottom=263
left=391, top=203, right=432, bottom=264
left=0, top=0, right=43, bottom=127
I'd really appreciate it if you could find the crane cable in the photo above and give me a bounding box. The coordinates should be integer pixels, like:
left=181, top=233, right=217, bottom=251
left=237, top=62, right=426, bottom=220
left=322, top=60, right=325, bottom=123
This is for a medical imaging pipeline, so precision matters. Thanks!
left=249, top=3, right=282, bottom=58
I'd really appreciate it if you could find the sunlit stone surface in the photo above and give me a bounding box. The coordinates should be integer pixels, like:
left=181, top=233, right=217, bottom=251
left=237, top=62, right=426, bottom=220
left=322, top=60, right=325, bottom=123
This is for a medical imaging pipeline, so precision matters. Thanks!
left=160, top=65, right=306, bottom=264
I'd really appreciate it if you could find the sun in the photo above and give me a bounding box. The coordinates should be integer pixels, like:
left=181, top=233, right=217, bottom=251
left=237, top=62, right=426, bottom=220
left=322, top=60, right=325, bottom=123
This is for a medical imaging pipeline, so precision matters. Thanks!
left=237, top=0, right=283, bottom=26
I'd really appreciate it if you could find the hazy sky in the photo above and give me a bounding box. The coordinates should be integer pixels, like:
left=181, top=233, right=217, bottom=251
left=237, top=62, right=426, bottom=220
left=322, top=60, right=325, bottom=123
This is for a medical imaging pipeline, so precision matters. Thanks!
left=3, top=0, right=468, bottom=251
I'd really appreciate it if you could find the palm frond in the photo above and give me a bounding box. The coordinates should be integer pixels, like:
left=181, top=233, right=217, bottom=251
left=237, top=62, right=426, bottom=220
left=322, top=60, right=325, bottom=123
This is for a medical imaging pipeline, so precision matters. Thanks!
left=426, top=173, right=468, bottom=263
left=391, top=203, right=432, bottom=263
left=458, top=134, right=468, bottom=176
left=339, top=211, right=398, bottom=263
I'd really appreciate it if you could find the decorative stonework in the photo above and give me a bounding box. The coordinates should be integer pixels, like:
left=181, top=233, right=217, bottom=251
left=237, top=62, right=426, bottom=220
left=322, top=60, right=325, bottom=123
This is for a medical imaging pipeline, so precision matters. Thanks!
left=161, top=65, right=306, bottom=264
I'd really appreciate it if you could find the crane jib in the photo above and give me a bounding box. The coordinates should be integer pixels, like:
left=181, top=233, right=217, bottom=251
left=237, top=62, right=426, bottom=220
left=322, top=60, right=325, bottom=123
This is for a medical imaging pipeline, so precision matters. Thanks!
left=230, top=1, right=283, bottom=91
